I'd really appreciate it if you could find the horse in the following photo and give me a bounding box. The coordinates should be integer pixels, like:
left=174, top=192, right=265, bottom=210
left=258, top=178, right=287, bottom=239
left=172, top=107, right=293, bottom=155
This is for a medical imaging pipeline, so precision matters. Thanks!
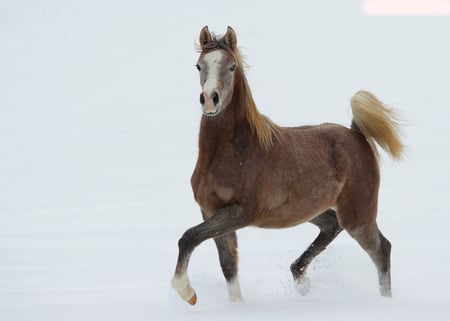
left=171, top=26, right=403, bottom=305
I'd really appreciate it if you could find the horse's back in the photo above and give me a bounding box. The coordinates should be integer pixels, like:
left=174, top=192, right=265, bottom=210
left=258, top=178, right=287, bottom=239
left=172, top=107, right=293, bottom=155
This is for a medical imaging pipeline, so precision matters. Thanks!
left=282, top=122, right=376, bottom=165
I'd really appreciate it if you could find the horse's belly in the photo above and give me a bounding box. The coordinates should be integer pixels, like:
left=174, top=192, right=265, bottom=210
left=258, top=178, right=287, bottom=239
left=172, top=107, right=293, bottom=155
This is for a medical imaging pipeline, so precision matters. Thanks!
left=254, top=183, right=339, bottom=228
left=254, top=205, right=325, bottom=228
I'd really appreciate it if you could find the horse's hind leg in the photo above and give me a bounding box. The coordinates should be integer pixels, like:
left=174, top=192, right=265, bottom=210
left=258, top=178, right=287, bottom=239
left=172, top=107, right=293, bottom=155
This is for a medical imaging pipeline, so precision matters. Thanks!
left=345, top=224, right=392, bottom=297
left=214, top=232, right=243, bottom=302
left=290, top=209, right=342, bottom=291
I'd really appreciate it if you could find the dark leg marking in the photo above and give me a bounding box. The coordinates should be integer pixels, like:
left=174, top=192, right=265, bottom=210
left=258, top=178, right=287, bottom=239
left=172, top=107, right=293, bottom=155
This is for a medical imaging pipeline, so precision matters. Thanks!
left=175, top=204, right=248, bottom=275
left=290, top=209, right=343, bottom=281
left=172, top=204, right=249, bottom=304
left=345, top=224, right=392, bottom=297
left=214, top=231, right=243, bottom=301
left=214, top=232, right=239, bottom=282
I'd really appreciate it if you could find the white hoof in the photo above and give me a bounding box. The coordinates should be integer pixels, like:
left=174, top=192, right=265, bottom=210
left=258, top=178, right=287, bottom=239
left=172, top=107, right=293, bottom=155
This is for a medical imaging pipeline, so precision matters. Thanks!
left=227, top=278, right=243, bottom=303
left=171, top=273, right=197, bottom=305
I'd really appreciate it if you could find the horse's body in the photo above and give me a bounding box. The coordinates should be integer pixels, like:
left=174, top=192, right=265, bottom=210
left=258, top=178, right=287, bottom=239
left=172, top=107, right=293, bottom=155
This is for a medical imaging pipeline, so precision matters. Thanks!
left=172, top=26, right=403, bottom=305
left=194, top=121, right=375, bottom=229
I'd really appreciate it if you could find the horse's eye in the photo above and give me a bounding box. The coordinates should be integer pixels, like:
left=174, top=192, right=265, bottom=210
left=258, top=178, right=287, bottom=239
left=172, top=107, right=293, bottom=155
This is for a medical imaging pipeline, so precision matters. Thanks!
left=230, top=64, right=236, bottom=72
left=196, top=64, right=201, bottom=71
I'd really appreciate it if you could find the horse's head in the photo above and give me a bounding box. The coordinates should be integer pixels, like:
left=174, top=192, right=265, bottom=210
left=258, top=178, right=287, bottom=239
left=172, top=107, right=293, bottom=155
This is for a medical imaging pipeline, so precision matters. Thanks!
left=196, top=26, right=239, bottom=117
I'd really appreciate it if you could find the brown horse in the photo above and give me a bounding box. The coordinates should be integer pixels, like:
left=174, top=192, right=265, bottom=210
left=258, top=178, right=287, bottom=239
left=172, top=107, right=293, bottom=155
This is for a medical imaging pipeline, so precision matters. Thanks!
left=171, top=26, right=403, bottom=305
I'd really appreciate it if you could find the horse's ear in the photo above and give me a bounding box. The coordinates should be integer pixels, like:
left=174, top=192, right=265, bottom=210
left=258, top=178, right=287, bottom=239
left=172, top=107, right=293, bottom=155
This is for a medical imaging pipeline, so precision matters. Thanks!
left=199, top=26, right=212, bottom=48
left=223, top=26, right=237, bottom=50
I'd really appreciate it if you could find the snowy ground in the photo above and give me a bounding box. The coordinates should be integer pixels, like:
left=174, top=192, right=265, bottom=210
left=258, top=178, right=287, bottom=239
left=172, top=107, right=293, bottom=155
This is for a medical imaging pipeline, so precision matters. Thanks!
left=1, top=1, right=450, bottom=320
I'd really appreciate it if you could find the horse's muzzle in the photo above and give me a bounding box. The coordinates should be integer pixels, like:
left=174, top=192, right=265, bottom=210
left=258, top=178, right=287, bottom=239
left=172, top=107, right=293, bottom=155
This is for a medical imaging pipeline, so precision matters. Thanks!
left=201, top=91, right=221, bottom=116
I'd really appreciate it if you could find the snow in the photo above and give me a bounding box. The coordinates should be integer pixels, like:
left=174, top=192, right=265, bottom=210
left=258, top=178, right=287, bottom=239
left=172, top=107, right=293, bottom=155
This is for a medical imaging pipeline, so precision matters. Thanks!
left=1, top=1, right=450, bottom=320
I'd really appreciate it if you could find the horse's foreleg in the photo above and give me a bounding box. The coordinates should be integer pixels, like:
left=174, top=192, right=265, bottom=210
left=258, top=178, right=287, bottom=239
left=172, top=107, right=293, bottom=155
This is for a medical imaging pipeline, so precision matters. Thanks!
left=171, top=204, right=248, bottom=305
left=290, top=209, right=342, bottom=292
left=214, top=232, right=243, bottom=302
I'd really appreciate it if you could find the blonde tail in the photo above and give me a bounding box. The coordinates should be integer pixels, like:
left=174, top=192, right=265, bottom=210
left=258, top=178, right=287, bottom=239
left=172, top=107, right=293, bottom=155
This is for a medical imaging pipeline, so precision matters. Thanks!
left=351, top=90, right=404, bottom=160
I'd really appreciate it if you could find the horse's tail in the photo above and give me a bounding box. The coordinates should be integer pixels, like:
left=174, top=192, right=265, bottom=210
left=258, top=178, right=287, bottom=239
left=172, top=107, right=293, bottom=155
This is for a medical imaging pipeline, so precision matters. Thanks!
left=350, top=90, right=404, bottom=160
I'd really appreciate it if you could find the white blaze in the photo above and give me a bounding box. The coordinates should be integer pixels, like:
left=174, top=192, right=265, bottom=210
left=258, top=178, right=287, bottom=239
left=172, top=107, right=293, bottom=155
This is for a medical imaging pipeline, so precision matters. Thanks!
left=202, top=51, right=223, bottom=97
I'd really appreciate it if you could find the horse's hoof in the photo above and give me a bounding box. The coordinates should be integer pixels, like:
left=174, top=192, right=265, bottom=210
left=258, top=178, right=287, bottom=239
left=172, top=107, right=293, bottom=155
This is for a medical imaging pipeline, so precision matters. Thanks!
left=187, top=293, right=197, bottom=305
left=171, top=273, right=197, bottom=305
left=294, top=277, right=311, bottom=296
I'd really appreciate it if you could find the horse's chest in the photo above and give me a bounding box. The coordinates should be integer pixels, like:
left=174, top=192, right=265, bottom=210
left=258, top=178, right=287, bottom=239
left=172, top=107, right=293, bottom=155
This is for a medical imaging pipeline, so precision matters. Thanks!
left=191, top=162, right=240, bottom=215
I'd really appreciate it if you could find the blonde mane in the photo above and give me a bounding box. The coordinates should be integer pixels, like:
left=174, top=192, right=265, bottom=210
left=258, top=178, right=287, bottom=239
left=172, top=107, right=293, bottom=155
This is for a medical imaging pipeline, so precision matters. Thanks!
left=241, top=74, right=279, bottom=152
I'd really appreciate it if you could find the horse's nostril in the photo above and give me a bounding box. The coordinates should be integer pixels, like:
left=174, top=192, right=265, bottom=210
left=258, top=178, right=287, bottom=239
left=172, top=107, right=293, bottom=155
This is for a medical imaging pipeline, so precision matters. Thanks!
left=212, top=92, right=219, bottom=106
left=200, top=93, right=205, bottom=105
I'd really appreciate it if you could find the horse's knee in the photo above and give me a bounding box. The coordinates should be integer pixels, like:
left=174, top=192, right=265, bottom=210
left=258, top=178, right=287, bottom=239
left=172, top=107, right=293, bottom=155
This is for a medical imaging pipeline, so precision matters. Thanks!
left=178, top=228, right=200, bottom=252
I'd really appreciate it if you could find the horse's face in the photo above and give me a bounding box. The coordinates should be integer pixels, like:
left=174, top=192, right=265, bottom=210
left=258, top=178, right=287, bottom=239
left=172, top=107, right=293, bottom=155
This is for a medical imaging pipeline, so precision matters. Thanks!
left=196, top=50, right=237, bottom=116
left=196, top=26, right=238, bottom=117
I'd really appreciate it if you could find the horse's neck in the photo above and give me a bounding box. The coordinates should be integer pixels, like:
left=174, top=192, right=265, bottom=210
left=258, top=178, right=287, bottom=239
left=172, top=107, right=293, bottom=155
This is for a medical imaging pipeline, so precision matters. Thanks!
left=198, top=72, right=254, bottom=159
left=198, top=102, right=250, bottom=158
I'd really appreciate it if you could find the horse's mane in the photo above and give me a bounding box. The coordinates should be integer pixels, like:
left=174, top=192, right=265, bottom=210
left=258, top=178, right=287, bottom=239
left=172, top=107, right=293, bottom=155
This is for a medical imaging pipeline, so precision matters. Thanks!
left=197, top=35, right=279, bottom=152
